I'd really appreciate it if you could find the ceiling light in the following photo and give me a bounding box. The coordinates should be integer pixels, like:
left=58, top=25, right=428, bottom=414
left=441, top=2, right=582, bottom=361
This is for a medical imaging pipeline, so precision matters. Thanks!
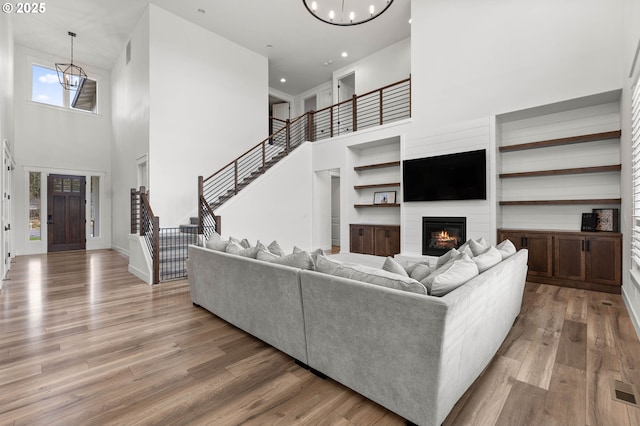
left=408, top=18, right=412, bottom=24
left=341, top=52, right=348, bottom=58
left=302, top=0, right=394, bottom=26
left=55, top=31, right=87, bottom=91
left=197, top=8, right=206, bottom=14
left=280, top=78, right=286, bottom=83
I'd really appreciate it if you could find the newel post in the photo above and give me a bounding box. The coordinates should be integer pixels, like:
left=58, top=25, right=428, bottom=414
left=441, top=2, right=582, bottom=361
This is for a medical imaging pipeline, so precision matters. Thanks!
left=352, top=94, right=358, bottom=132
left=285, top=119, right=291, bottom=154
left=198, top=176, right=204, bottom=235
left=130, top=188, right=137, bottom=234
left=152, top=215, right=160, bottom=284
left=307, top=111, right=315, bottom=142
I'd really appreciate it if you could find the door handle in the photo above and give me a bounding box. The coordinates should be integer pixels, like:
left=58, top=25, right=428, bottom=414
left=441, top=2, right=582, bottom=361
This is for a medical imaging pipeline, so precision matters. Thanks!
left=47, top=214, right=54, bottom=225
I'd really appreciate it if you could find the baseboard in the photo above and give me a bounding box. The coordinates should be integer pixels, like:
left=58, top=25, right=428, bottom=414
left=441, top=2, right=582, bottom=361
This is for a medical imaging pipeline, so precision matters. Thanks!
left=623, top=271, right=640, bottom=341
left=128, top=264, right=151, bottom=285
left=111, top=244, right=129, bottom=256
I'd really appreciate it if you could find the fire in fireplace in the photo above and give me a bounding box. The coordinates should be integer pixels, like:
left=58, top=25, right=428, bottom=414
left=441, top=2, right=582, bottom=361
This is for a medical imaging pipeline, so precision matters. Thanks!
left=422, top=217, right=467, bottom=256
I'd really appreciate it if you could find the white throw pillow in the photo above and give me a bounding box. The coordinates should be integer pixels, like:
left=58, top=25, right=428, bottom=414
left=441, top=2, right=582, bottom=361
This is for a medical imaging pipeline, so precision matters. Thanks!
left=206, top=239, right=229, bottom=252
left=257, top=249, right=279, bottom=261
left=469, top=238, right=490, bottom=257
left=332, top=263, right=427, bottom=295
left=382, top=257, right=409, bottom=277
left=226, top=240, right=259, bottom=258
left=267, top=240, right=285, bottom=257
left=496, top=239, right=517, bottom=259
left=422, top=254, right=479, bottom=296
left=472, top=246, right=502, bottom=273
left=409, top=263, right=434, bottom=282
left=271, top=251, right=315, bottom=270
left=315, top=255, right=344, bottom=275
left=436, top=248, right=466, bottom=267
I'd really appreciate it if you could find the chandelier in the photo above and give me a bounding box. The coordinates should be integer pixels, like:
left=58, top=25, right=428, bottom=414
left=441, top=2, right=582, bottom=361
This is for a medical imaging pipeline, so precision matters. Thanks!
left=302, top=0, right=394, bottom=26
left=55, top=31, right=87, bottom=90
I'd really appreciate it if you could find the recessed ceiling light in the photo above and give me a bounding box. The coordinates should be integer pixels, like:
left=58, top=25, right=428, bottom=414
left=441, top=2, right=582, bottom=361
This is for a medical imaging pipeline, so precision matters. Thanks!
left=280, top=78, right=286, bottom=83
left=197, top=8, right=206, bottom=14
left=341, top=51, right=348, bottom=58
left=267, top=44, right=273, bottom=48
left=408, top=18, right=412, bottom=24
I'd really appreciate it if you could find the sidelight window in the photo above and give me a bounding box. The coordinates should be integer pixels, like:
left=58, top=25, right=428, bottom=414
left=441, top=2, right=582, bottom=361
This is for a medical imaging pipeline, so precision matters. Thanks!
left=29, top=171, right=41, bottom=241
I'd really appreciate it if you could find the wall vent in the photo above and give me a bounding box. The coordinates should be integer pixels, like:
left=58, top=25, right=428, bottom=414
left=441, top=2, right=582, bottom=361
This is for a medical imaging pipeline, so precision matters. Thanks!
left=611, top=380, right=639, bottom=407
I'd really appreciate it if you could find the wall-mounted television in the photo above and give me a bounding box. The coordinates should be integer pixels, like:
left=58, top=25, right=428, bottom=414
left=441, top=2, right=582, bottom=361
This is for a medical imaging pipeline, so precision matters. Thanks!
left=403, top=149, right=486, bottom=202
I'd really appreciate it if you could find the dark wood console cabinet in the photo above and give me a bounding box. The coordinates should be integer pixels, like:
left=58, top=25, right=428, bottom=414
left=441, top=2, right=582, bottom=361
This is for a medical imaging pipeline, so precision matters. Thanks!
left=350, top=224, right=400, bottom=257
left=498, top=229, right=621, bottom=294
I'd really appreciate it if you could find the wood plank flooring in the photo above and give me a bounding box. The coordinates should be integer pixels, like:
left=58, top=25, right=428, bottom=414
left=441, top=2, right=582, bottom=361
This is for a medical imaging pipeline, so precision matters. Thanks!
left=0, top=250, right=639, bottom=425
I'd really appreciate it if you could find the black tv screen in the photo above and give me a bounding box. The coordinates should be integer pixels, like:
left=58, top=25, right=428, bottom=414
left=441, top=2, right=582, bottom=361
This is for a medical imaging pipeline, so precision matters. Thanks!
left=403, top=149, right=486, bottom=201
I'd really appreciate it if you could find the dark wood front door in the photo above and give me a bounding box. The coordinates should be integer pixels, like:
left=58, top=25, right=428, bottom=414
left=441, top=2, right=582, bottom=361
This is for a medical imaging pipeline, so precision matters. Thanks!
left=47, top=174, right=86, bottom=252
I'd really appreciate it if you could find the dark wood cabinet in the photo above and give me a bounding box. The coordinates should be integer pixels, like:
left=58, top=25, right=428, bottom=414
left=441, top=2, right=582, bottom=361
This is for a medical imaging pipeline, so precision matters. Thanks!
left=350, top=224, right=400, bottom=256
left=498, top=229, right=622, bottom=294
left=498, top=230, right=553, bottom=277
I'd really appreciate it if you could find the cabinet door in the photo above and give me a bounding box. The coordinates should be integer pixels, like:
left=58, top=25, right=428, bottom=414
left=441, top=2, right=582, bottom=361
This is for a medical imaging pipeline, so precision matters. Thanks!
left=586, top=235, right=621, bottom=285
left=350, top=225, right=374, bottom=254
left=374, top=226, right=400, bottom=257
left=525, top=234, right=553, bottom=277
left=554, top=235, right=586, bottom=281
left=498, top=231, right=526, bottom=250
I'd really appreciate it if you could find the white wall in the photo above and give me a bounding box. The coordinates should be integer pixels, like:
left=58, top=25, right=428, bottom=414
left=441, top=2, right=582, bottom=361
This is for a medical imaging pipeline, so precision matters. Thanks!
left=216, top=143, right=314, bottom=252
left=0, top=11, right=13, bottom=284
left=13, top=45, right=113, bottom=255
left=621, top=0, right=640, bottom=337
left=147, top=5, right=268, bottom=227
left=111, top=8, right=150, bottom=254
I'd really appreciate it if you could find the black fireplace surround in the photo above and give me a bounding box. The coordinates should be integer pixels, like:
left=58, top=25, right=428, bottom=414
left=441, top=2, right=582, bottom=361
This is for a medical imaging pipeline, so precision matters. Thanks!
left=422, top=217, right=467, bottom=256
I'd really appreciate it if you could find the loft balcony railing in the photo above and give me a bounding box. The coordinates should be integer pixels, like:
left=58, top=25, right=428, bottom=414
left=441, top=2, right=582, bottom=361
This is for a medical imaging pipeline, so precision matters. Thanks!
left=199, top=76, right=411, bottom=229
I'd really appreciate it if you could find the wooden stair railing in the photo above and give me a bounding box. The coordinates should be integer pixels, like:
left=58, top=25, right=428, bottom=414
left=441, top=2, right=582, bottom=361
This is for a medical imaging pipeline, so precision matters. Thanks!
left=139, top=189, right=160, bottom=284
left=198, top=76, right=412, bottom=231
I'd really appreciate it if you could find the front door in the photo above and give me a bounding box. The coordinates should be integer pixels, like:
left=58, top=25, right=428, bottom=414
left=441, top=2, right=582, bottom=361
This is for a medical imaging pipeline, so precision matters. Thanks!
left=47, top=174, right=86, bottom=252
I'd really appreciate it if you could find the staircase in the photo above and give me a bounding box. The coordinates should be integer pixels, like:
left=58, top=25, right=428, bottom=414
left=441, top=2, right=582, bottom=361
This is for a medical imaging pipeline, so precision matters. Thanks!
left=159, top=222, right=199, bottom=281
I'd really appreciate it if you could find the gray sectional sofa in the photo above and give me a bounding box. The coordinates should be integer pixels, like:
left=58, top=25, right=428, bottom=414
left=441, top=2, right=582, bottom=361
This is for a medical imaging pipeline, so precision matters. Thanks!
left=186, top=244, right=528, bottom=426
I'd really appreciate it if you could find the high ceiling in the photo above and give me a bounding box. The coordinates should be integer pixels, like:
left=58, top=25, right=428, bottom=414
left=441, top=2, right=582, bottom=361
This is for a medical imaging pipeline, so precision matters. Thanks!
left=10, top=0, right=411, bottom=96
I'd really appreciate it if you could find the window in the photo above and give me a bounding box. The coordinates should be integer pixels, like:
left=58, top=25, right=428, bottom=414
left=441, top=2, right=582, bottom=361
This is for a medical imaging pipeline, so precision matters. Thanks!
left=632, top=74, right=640, bottom=271
left=31, top=64, right=97, bottom=113
left=29, top=171, right=41, bottom=241
left=90, top=176, right=100, bottom=237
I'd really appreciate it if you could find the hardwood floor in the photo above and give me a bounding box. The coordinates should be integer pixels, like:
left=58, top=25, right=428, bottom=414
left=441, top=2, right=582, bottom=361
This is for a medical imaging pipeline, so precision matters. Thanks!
left=0, top=250, right=639, bottom=425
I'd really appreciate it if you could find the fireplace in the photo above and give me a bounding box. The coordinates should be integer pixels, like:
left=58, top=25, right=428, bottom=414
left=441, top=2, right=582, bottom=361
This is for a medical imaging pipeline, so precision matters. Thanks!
left=422, top=217, right=467, bottom=256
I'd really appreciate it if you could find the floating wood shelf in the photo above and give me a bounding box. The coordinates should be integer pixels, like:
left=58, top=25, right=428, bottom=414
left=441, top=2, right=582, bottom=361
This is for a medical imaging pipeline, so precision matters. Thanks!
left=499, top=164, right=621, bottom=179
left=354, top=203, right=401, bottom=208
left=499, top=130, right=621, bottom=153
left=354, top=182, right=401, bottom=190
left=354, top=161, right=400, bottom=171
left=500, top=198, right=621, bottom=206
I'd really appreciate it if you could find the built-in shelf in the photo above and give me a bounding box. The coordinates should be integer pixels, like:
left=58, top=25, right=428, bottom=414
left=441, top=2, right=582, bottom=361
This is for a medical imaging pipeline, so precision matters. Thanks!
left=499, top=164, right=621, bottom=179
left=499, top=130, right=621, bottom=153
left=354, top=161, right=400, bottom=171
left=354, top=203, right=401, bottom=208
left=354, top=182, right=401, bottom=190
left=499, top=198, right=621, bottom=206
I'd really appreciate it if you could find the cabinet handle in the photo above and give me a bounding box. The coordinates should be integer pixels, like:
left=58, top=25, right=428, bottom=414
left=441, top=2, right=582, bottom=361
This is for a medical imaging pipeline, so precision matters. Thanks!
left=359, top=229, right=363, bottom=236
left=521, top=237, right=525, bottom=247
left=586, top=239, right=590, bottom=252
left=385, top=230, right=389, bottom=238
left=581, top=240, right=584, bottom=251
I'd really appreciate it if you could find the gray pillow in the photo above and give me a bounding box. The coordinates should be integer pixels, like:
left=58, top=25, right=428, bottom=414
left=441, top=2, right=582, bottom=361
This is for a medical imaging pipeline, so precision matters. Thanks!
left=423, top=254, right=479, bottom=296
left=382, top=257, right=409, bottom=277
left=293, top=246, right=303, bottom=254
left=271, top=251, right=315, bottom=270
left=496, top=239, right=516, bottom=259
left=436, top=248, right=466, bottom=267
left=225, top=241, right=259, bottom=258
left=206, top=239, right=229, bottom=252
left=469, top=238, right=490, bottom=257
left=315, top=255, right=344, bottom=275
left=267, top=240, right=285, bottom=257
left=257, top=249, right=279, bottom=261
left=333, top=263, right=427, bottom=295
left=409, top=263, right=434, bottom=282
left=473, top=246, right=502, bottom=273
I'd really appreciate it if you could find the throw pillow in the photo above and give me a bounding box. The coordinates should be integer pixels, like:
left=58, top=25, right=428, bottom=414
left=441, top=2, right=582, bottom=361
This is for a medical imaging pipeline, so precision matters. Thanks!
left=472, top=246, right=502, bottom=273
left=206, top=239, right=229, bottom=252
left=239, top=238, right=251, bottom=249
left=436, top=248, right=466, bottom=267
left=225, top=240, right=259, bottom=258
left=293, top=246, right=303, bottom=254
left=310, top=248, right=324, bottom=265
left=332, top=263, right=427, bottom=295
left=315, top=255, right=344, bottom=275
left=496, top=239, right=517, bottom=259
left=207, top=232, right=222, bottom=242
left=257, top=249, right=279, bottom=262
left=382, top=257, right=409, bottom=277
left=422, top=254, right=479, bottom=296
left=469, top=238, right=490, bottom=257
left=267, top=240, right=285, bottom=257
left=271, top=251, right=315, bottom=270
left=409, top=263, right=434, bottom=282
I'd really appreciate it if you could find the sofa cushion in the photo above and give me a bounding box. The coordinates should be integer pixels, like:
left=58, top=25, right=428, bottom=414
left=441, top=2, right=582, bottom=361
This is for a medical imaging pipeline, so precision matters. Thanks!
left=422, top=254, right=479, bottom=296
left=496, top=239, right=517, bottom=259
left=472, top=246, right=502, bottom=273
left=225, top=240, right=259, bottom=258
left=382, top=257, right=409, bottom=277
left=267, top=240, right=285, bottom=257
left=271, top=251, right=315, bottom=270
left=315, top=255, right=345, bottom=275
left=458, top=237, right=488, bottom=256
left=436, top=248, right=467, bottom=267
left=331, top=262, right=427, bottom=295
left=257, top=249, right=279, bottom=262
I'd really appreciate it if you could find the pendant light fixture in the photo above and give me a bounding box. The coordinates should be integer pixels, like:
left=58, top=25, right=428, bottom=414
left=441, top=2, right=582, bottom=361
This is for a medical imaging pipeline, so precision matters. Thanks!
left=302, top=0, right=394, bottom=26
left=55, top=31, right=87, bottom=90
